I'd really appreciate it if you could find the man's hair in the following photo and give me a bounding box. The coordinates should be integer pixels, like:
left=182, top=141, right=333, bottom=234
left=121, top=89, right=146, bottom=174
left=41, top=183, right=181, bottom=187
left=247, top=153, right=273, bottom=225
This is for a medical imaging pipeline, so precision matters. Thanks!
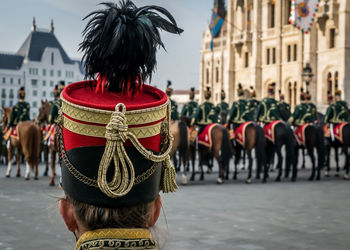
left=65, top=196, right=153, bottom=230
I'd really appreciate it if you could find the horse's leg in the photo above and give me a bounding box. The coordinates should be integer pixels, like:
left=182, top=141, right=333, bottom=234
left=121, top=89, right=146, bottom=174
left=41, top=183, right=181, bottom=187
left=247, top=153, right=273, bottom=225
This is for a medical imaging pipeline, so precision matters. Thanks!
left=308, top=147, right=316, bottom=181
left=16, top=147, right=22, bottom=178
left=335, top=147, right=340, bottom=177
left=325, top=143, right=331, bottom=177
left=199, top=149, right=204, bottom=181
left=43, top=144, right=49, bottom=176
left=233, top=146, right=241, bottom=180
left=6, top=144, right=13, bottom=177
left=275, top=146, right=283, bottom=182
left=241, top=150, right=246, bottom=170
left=246, top=149, right=253, bottom=184
left=49, top=147, right=56, bottom=186
left=343, top=145, right=349, bottom=180
left=263, top=143, right=272, bottom=183
left=190, top=145, right=196, bottom=181
left=301, top=149, right=306, bottom=169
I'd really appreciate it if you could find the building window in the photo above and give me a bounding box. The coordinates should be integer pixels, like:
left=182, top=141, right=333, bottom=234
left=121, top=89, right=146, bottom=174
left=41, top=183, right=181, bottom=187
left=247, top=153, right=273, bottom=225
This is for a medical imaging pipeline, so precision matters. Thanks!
left=288, top=82, right=292, bottom=105
left=268, top=0, right=275, bottom=28
left=293, top=82, right=297, bottom=107
left=206, top=69, right=209, bottom=84
left=327, top=72, right=332, bottom=97
left=245, top=52, right=249, bottom=67
left=58, top=70, right=61, bottom=77
left=43, top=69, right=46, bottom=76
left=9, top=89, right=14, bottom=99
left=51, top=52, right=54, bottom=65
left=50, top=70, right=54, bottom=77
left=287, top=45, right=291, bottom=62
left=334, top=71, right=339, bottom=89
left=31, top=79, right=38, bottom=86
left=9, top=100, right=13, bottom=107
left=18, top=79, right=21, bottom=85
left=293, top=44, right=297, bottom=61
left=266, top=48, right=270, bottom=65
left=33, top=102, right=37, bottom=108
left=50, top=81, right=54, bottom=87
left=43, top=80, right=46, bottom=86
left=329, top=28, right=336, bottom=49
left=1, top=100, right=5, bottom=107
left=2, top=77, right=5, bottom=84
left=50, top=92, right=54, bottom=97
left=33, top=90, right=38, bottom=96
left=1, top=89, right=6, bottom=98
left=10, top=78, right=13, bottom=84
left=43, top=91, right=46, bottom=97
left=285, top=0, right=292, bottom=25
left=272, top=48, right=276, bottom=64
left=215, top=67, right=219, bottom=83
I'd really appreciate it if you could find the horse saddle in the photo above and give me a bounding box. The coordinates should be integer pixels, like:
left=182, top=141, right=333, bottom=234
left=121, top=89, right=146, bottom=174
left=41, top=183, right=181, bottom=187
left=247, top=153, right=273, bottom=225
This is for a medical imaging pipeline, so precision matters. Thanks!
left=263, top=120, right=283, bottom=143
left=294, top=123, right=311, bottom=147
left=198, top=123, right=219, bottom=148
left=3, top=126, right=19, bottom=141
left=234, top=121, right=253, bottom=146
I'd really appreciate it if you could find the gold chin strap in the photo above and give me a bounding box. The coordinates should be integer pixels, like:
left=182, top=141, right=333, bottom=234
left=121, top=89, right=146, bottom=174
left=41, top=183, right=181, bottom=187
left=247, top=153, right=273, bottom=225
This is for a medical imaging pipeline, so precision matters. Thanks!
left=97, top=103, right=178, bottom=198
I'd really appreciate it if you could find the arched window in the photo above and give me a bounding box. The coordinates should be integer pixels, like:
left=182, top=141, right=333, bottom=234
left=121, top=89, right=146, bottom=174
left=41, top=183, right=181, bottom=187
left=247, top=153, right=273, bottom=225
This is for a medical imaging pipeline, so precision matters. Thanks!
left=293, top=82, right=297, bottom=107
left=334, top=71, right=338, bottom=90
left=268, top=0, right=275, bottom=28
left=236, top=0, right=245, bottom=31
left=288, top=82, right=292, bottom=105
left=247, top=2, right=253, bottom=31
left=327, top=72, right=333, bottom=96
left=215, top=67, right=219, bottom=83
left=206, top=68, right=209, bottom=84
left=285, top=0, right=292, bottom=25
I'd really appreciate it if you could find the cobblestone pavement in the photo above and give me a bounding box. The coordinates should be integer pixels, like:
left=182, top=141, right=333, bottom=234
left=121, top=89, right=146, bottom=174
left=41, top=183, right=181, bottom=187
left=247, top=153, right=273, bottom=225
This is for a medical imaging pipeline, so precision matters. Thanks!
left=0, top=157, right=349, bottom=250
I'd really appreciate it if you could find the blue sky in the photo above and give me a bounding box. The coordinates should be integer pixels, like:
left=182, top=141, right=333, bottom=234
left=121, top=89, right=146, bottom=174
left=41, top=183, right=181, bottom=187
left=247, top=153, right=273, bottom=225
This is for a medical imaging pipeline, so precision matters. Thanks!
left=0, top=0, right=215, bottom=90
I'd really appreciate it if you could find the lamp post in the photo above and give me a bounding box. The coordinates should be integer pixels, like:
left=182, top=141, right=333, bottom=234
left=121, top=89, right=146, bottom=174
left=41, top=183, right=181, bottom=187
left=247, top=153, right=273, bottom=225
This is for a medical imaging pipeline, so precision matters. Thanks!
left=302, top=63, right=314, bottom=90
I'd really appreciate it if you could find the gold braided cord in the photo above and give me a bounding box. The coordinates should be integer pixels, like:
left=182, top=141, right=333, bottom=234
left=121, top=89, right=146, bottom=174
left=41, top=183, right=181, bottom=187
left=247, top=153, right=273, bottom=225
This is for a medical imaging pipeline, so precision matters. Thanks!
left=63, top=116, right=162, bottom=139
left=61, top=97, right=168, bottom=125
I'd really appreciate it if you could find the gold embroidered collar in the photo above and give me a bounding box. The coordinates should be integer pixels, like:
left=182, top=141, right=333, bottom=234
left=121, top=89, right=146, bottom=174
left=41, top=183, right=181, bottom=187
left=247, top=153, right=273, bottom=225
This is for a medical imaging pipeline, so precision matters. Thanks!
left=75, top=228, right=156, bottom=250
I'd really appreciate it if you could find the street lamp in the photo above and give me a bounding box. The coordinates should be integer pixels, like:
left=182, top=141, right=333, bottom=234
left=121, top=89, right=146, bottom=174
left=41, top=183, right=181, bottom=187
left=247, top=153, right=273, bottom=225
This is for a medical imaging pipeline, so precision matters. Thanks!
left=302, top=63, right=314, bottom=88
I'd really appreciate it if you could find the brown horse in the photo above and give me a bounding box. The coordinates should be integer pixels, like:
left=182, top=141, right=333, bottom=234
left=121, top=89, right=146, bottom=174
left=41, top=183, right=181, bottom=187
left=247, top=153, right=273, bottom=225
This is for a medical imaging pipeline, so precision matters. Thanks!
left=37, top=100, right=59, bottom=186
left=193, top=124, right=232, bottom=184
left=170, top=120, right=189, bottom=185
left=2, top=107, right=41, bottom=180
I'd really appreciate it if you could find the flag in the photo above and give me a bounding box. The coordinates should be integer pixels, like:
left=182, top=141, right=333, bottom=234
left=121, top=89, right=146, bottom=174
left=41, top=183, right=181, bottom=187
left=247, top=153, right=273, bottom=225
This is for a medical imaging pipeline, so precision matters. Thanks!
left=209, top=12, right=224, bottom=51
left=289, top=0, right=320, bottom=34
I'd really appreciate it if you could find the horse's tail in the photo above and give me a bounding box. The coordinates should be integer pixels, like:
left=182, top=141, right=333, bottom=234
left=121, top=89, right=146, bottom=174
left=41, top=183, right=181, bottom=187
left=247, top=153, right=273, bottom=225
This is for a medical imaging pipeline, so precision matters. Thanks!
left=283, top=123, right=296, bottom=168
left=178, top=121, right=188, bottom=159
left=342, top=124, right=350, bottom=153
left=315, top=125, right=325, bottom=169
left=254, top=123, right=266, bottom=167
left=220, top=126, right=232, bottom=166
left=25, top=123, right=41, bottom=168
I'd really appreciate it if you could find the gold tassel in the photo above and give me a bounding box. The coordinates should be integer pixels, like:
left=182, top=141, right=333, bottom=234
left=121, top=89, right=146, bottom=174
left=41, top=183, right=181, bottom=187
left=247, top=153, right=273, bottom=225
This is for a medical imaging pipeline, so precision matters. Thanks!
left=161, top=156, right=178, bottom=193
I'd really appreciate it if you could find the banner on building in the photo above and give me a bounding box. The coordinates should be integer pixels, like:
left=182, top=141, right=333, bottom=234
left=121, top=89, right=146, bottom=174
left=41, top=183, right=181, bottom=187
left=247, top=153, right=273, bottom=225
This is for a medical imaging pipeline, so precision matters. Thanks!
left=209, top=12, right=224, bottom=51
left=289, top=0, right=320, bottom=34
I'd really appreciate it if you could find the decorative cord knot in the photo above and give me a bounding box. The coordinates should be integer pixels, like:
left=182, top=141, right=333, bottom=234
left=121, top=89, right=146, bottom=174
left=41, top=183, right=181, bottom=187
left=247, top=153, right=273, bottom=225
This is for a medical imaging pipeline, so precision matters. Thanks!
left=105, top=104, right=128, bottom=142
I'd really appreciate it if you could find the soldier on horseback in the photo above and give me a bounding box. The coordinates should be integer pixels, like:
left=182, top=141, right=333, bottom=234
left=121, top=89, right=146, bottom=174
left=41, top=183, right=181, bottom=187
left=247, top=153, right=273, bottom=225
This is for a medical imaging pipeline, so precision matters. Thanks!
left=248, top=86, right=260, bottom=111
left=256, top=83, right=281, bottom=124
left=166, top=80, right=179, bottom=121
left=181, top=87, right=198, bottom=121
left=278, top=90, right=290, bottom=113
left=216, top=89, right=229, bottom=124
left=9, top=87, right=30, bottom=129
left=49, top=81, right=65, bottom=124
left=325, top=89, right=350, bottom=126
left=288, top=89, right=316, bottom=126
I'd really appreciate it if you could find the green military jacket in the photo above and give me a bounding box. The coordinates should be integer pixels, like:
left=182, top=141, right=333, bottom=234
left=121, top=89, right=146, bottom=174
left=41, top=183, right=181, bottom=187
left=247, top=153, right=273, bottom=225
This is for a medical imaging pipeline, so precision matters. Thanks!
left=228, top=99, right=254, bottom=124
left=289, top=103, right=316, bottom=126
left=216, top=101, right=229, bottom=114
left=325, top=100, right=350, bottom=124
left=192, top=101, right=218, bottom=125
left=181, top=101, right=198, bottom=118
left=9, top=100, right=30, bottom=127
left=278, top=101, right=291, bottom=113
left=170, top=99, right=179, bottom=121
left=49, top=99, right=62, bottom=124
left=256, top=97, right=281, bottom=123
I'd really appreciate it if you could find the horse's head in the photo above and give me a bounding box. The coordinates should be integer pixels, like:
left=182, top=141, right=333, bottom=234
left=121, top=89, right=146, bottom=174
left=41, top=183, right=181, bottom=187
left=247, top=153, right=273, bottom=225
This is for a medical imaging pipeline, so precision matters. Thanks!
left=37, top=100, right=51, bottom=124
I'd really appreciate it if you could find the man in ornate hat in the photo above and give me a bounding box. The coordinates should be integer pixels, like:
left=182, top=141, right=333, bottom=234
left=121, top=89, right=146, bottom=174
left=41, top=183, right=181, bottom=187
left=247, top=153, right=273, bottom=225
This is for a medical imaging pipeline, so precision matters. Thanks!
left=247, top=86, right=260, bottom=119
left=191, top=86, right=218, bottom=133
left=49, top=81, right=65, bottom=124
left=56, top=1, right=182, bottom=249
left=166, top=80, right=179, bottom=121
left=304, top=90, right=318, bottom=123
left=325, top=89, right=350, bottom=125
left=228, top=83, right=254, bottom=128
left=216, top=89, right=229, bottom=123
left=278, top=90, right=290, bottom=115
left=289, top=89, right=314, bottom=126
left=256, top=83, right=281, bottom=124
left=8, top=87, right=30, bottom=128
left=181, top=87, right=198, bottom=120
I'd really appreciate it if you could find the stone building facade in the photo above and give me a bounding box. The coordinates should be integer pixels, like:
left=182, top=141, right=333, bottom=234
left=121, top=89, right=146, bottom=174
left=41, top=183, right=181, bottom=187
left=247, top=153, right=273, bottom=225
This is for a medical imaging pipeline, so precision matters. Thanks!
left=0, top=19, right=84, bottom=118
left=200, top=0, right=350, bottom=112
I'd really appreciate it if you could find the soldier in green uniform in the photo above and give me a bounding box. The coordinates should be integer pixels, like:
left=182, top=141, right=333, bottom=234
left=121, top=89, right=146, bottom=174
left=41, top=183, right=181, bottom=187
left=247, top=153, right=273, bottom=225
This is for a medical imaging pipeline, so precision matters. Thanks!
left=289, top=89, right=313, bottom=126
left=216, top=89, right=229, bottom=124
left=181, top=87, right=198, bottom=120
left=228, top=84, right=254, bottom=129
left=278, top=90, right=291, bottom=119
left=325, top=89, right=350, bottom=125
left=9, top=87, right=30, bottom=128
left=49, top=81, right=65, bottom=124
left=256, top=83, right=281, bottom=124
left=247, top=86, right=260, bottom=119
left=166, top=80, right=179, bottom=121
left=304, top=91, right=318, bottom=123
left=191, top=87, right=218, bottom=133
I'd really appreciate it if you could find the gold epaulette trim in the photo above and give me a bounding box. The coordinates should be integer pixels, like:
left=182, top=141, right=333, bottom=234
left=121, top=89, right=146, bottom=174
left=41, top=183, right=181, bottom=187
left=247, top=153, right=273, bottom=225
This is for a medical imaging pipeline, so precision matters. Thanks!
left=61, top=97, right=167, bottom=126
left=63, top=116, right=162, bottom=139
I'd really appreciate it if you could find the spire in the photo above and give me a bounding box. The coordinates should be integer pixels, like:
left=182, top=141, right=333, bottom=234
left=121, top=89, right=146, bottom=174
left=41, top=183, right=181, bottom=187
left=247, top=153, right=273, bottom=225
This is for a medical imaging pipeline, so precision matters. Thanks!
left=31, top=17, right=36, bottom=32
left=214, top=0, right=226, bottom=18
left=49, top=19, right=54, bottom=33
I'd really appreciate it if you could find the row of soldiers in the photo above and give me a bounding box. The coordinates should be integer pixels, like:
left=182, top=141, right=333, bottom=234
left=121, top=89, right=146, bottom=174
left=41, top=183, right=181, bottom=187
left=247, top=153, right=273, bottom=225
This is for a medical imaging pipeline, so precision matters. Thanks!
left=5, top=82, right=65, bottom=133
left=167, top=82, right=350, bottom=131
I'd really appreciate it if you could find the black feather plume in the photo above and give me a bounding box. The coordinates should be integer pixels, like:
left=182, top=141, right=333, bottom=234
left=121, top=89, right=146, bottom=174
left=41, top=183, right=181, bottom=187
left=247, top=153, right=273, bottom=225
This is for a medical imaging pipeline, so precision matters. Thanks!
left=79, top=0, right=183, bottom=93
left=167, top=80, right=172, bottom=88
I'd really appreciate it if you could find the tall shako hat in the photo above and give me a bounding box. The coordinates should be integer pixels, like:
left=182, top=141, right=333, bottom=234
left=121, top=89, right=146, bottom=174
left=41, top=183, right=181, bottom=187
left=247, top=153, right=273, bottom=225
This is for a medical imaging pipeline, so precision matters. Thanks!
left=268, top=83, right=275, bottom=95
left=220, top=89, right=226, bottom=100
left=300, top=88, right=306, bottom=101
left=305, top=90, right=311, bottom=101
left=189, top=87, right=195, bottom=100
left=166, top=80, right=173, bottom=96
left=204, top=86, right=211, bottom=100
left=237, top=83, right=244, bottom=97
left=249, top=86, right=256, bottom=98
left=18, top=87, right=26, bottom=99
left=53, top=84, right=59, bottom=98
left=279, top=89, right=284, bottom=100
left=57, top=0, right=183, bottom=208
